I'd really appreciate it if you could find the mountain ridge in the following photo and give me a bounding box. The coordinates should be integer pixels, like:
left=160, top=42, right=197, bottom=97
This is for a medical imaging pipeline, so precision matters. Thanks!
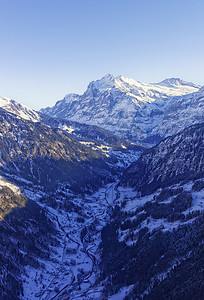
left=40, top=74, right=202, bottom=144
left=0, top=96, right=40, bottom=122
left=0, top=107, right=116, bottom=193
left=120, top=122, right=204, bottom=195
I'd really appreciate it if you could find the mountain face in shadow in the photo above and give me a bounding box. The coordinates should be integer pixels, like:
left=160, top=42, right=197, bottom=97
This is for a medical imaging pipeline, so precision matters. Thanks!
left=0, top=108, right=117, bottom=194
left=100, top=123, right=204, bottom=299
left=0, top=187, right=58, bottom=299
left=120, top=123, right=204, bottom=195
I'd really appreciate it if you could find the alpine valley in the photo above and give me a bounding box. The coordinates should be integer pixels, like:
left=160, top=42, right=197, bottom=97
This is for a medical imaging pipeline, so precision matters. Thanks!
left=0, top=74, right=203, bottom=300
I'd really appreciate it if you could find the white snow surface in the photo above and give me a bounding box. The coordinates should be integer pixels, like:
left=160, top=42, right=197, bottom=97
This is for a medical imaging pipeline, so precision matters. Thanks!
left=117, top=181, right=204, bottom=247
left=20, top=182, right=119, bottom=300
left=1, top=173, right=202, bottom=300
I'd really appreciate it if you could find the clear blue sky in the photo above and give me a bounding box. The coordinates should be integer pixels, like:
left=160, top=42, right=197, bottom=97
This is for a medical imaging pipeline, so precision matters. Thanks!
left=0, top=0, right=204, bottom=110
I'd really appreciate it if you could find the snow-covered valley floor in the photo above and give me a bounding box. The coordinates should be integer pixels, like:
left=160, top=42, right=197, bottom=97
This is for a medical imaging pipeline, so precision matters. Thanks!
left=21, top=183, right=118, bottom=300
left=20, top=177, right=204, bottom=300
left=1, top=172, right=202, bottom=300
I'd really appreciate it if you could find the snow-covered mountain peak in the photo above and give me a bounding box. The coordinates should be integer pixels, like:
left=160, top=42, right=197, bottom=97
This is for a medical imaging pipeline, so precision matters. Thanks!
left=40, top=74, right=202, bottom=144
left=157, top=77, right=199, bottom=89
left=0, top=96, right=40, bottom=122
left=88, top=74, right=146, bottom=93
left=0, top=96, right=12, bottom=106
left=112, top=76, right=199, bottom=101
left=116, top=75, right=141, bottom=85
left=63, top=93, right=79, bottom=103
left=89, top=73, right=116, bottom=90
left=94, top=75, right=199, bottom=97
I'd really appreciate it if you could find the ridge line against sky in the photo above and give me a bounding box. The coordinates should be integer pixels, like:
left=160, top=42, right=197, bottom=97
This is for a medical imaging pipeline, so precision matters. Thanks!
left=0, top=0, right=204, bottom=110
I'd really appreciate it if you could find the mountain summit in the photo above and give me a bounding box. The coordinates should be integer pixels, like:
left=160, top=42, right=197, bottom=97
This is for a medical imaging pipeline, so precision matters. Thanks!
left=89, top=73, right=116, bottom=90
left=0, top=96, right=40, bottom=122
left=157, top=77, right=199, bottom=88
left=40, top=74, right=201, bottom=144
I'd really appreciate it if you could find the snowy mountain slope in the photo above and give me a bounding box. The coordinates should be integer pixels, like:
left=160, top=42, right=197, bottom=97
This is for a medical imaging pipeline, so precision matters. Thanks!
left=0, top=96, right=40, bottom=122
left=0, top=95, right=146, bottom=168
left=101, top=179, right=204, bottom=300
left=40, top=74, right=201, bottom=144
left=0, top=180, right=58, bottom=299
left=100, top=123, right=204, bottom=299
left=150, top=85, right=204, bottom=140
left=40, top=114, right=147, bottom=167
left=0, top=108, right=117, bottom=193
left=120, top=123, right=204, bottom=195
left=157, top=77, right=198, bottom=88
left=0, top=103, right=134, bottom=299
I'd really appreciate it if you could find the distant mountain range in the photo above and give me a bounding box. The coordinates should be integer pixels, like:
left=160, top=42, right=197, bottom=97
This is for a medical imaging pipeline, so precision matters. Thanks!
left=40, top=74, right=203, bottom=144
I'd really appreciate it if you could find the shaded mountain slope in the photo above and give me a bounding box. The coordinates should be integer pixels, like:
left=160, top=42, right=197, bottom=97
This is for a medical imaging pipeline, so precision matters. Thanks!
left=100, top=123, right=204, bottom=299
left=0, top=108, right=114, bottom=193
left=40, top=113, right=143, bottom=151
left=0, top=184, right=58, bottom=299
left=120, top=123, right=204, bottom=195
left=0, top=96, right=146, bottom=168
